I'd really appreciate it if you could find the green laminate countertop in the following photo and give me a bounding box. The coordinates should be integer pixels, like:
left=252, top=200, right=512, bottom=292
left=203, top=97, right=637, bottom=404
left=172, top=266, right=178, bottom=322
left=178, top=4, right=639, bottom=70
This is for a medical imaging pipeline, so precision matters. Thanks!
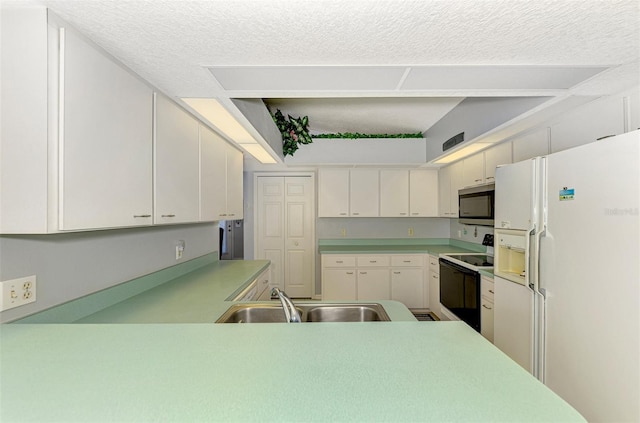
left=1, top=322, right=583, bottom=422
left=318, top=238, right=487, bottom=255
left=1, top=257, right=581, bottom=421
left=70, top=260, right=414, bottom=324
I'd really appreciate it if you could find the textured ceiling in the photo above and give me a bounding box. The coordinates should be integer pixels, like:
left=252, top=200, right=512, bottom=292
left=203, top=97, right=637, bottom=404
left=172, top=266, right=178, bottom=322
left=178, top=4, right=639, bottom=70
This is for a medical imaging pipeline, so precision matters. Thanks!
left=6, top=0, right=640, bottom=157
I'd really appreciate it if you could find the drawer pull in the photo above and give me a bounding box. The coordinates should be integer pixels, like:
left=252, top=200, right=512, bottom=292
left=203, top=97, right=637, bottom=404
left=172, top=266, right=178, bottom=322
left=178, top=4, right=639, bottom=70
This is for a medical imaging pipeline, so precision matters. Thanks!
left=486, top=176, right=495, bottom=180
left=162, top=214, right=176, bottom=217
left=400, top=213, right=407, bottom=215
left=411, top=213, right=419, bottom=215
left=339, top=213, right=347, bottom=215
left=352, top=212, right=360, bottom=215
left=474, top=179, right=482, bottom=182
left=489, top=289, right=494, bottom=294
left=432, top=275, right=438, bottom=278
left=393, top=271, right=401, bottom=274
left=133, top=214, right=151, bottom=218
left=369, top=260, right=377, bottom=263
left=360, top=272, right=367, bottom=275
left=346, top=272, right=354, bottom=275
left=403, top=260, right=411, bottom=263
left=482, top=304, right=493, bottom=310
left=336, top=260, right=343, bottom=263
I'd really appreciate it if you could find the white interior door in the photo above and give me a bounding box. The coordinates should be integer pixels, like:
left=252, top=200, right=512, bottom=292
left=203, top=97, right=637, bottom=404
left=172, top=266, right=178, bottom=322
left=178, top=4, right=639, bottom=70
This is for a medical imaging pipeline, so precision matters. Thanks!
left=256, top=175, right=315, bottom=298
left=256, top=177, right=285, bottom=292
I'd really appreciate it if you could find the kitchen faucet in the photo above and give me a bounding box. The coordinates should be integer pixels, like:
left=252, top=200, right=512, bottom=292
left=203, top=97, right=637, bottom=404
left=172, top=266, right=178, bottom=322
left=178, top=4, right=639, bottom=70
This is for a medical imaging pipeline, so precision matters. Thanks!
left=271, top=287, right=301, bottom=323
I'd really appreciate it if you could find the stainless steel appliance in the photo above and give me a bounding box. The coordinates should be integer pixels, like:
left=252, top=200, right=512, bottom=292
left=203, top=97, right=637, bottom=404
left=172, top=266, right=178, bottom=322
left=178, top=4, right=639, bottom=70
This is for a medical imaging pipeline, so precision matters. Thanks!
left=493, top=130, right=639, bottom=422
left=458, top=183, right=495, bottom=226
left=439, top=253, right=493, bottom=332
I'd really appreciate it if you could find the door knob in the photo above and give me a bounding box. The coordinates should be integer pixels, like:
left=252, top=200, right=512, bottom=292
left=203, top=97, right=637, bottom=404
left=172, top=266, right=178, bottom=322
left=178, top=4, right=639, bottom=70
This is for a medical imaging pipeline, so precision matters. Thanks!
left=294, top=241, right=299, bottom=246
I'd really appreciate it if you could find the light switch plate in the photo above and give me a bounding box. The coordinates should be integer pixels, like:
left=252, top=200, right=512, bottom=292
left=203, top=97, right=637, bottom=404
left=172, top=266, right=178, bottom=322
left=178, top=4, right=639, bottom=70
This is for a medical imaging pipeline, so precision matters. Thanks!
left=0, top=275, right=37, bottom=311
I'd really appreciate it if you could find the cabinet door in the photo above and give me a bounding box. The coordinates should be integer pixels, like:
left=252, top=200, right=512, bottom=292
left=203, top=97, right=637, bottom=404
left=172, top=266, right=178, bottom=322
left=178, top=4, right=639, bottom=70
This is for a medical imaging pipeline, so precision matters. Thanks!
left=380, top=170, right=409, bottom=217
left=627, top=88, right=640, bottom=132
left=438, top=165, right=451, bottom=217
left=200, top=125, right=227, bottom=221
left=409, top=170, right=438, bottom=217
left=481, top=298, right=494, bottom=342
left=350, top=169, right=379, bottom=217
left=484, top=142, right=512, bottom=182
left=60, top=27, right=153, bottom=230
left=323, top=269, right=356, bottom=300
left=462, top=153, right=484, bottom=188
left=225, top=144, right=244, bottom=219
left=550, top=96, right=625, bottom=153
left=318, top=169, right=349, bottom=217
left=357, top=268, right=390, bottom=300
left=512, top=128, right=550, bottom=163
left=154, top=95, right=200, bottom=224
left=428, top=256, right=441, bottom=318
left=449, top=161, right=463, bottom=216
left=391, top=268, right=424, bottom=309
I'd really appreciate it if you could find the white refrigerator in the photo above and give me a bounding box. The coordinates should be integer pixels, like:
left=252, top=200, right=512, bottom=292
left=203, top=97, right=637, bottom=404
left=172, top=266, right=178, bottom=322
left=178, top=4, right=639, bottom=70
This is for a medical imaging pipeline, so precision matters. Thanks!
left=493, top=130, right=639, bottom=422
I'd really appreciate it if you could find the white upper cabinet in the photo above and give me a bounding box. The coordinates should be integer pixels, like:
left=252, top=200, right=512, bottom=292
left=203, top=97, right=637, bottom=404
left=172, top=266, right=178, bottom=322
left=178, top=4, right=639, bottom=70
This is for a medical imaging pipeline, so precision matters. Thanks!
left=200, top=125, right=227, bottom=221
left=1, top=9, right=155, bottom=233
left=350, top=169, right=379, bottom=217
left=550, top=96, right=625, bottom=153
left=512, top=128, right=550, bottom=163
left=409, top=170, right=438, bottom=217
left=462, top=153, right=484, bottom=188
left=438, top=161, right=463, bottom=218
left=318, top=169, right=350, bottom=217
left=60, top=26, right=153, bottom=231
left=154, top=94, right=200, bottom=225
left=624, top=87, right=640, bottom=133
left=225, top=143, right=244, bottom=219
left=380, top=170, right=409, bottom=217
left=484, top=142, right=512, bottom=182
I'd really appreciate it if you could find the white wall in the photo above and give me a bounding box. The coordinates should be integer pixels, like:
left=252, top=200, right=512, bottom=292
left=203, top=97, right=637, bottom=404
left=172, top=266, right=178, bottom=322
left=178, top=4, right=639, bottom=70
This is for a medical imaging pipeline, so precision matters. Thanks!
left=0, top=223, right=218, bottom=322
left=449, top=219, right=493, bottom=245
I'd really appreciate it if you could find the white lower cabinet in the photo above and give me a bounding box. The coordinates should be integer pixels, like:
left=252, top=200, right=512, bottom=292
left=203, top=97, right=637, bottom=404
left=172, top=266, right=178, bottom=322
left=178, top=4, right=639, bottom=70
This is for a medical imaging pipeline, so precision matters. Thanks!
left=357, top=268, right=391, bottom=300
left=481, top=275, right=495, bottom=343
left=322, top=253, right=426, bottom=308
left=322, top=268, right=357, bottom=300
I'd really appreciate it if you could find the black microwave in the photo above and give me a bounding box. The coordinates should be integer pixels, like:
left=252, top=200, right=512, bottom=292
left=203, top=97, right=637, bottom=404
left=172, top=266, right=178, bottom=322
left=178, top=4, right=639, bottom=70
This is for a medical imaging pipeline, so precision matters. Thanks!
left=458, top=183, right=495, bottom=226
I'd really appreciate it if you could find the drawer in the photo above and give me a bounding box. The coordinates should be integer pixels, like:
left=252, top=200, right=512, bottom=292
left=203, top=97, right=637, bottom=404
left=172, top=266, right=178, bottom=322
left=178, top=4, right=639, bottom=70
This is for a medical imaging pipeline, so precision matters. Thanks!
left=481, top=276, right=495, bottom=300
left=356, top=255, right=390, bottom=267
left=323, top=256, right=356, bottom=267
left=391, top=255, right=424, bottom=267
left=428, top=255, right=439, bottom=273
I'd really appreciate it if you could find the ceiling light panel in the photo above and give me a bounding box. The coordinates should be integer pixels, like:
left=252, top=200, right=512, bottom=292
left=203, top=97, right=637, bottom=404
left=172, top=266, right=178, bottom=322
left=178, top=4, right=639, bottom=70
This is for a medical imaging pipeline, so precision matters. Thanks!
left=401, top=66, right=609, bottom=90
left=209, top=66, right=407, bottom=91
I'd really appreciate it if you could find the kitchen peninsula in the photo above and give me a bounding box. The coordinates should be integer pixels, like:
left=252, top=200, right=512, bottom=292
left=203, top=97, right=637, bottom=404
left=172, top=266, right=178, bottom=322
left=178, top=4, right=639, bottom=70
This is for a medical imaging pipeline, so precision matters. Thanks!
left=1, top=257, right=583, bottom=422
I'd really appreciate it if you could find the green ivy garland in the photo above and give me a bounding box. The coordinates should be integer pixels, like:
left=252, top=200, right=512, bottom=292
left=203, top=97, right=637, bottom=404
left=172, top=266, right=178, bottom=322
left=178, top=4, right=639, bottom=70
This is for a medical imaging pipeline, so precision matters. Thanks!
left=272, top=109, right=313, bottom=156
left=312, top=132, right=423, bottom=139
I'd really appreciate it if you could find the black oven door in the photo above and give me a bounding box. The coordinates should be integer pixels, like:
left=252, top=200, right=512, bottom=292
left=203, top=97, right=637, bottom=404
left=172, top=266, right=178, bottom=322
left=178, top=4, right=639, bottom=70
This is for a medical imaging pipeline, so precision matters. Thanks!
left=439, top=258, right=481, bottom=332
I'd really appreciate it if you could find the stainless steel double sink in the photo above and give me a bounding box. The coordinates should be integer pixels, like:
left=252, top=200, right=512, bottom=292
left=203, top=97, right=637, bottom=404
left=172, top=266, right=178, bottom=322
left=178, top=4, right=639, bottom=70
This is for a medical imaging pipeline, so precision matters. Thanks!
left=215, top=302, right=391, bottom=323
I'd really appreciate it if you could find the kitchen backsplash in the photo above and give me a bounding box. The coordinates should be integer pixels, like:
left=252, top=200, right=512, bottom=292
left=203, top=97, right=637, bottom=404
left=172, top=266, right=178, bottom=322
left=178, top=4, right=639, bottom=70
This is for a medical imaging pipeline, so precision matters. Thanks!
left=317, top=217, right=450, bottom=239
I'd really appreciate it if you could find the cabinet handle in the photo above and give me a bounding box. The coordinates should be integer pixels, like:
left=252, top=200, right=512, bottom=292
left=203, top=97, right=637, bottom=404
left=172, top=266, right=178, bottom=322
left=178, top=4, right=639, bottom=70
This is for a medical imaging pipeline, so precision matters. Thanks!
left=474, top=179, right=482, bottom=182
left=162, top=214, right=176, bottom=218
left=228, top=214, right=235, bottom=217
left=482, top=304, right=493, bottom=310
left=489, top=289, right=494, bottom=294
left=393, top=271, right=401, bottom=274
left=133, top=214, right=151, bottom=218
left=596, top=134, right=616, bottom=141
left=360, top=272, right=367, bottom=275
left=336, top=260, right=343, bottom=263
left=369, top=260, right=377, bottom=263
left=339, top=213, right=347, bottom=215
left=411, top=213, right=419, bottom=215
left=220, top=213, right=227, bottom=217
left=403, top=260, right=411, bottom=263
left=346, top=272, right=354, bottom=275
left=432, top=275, right=438, bottom=279
left=400, top=213, right=407, bottom=215
left=352, top=212, right=360, bottom=216
left=486, top=176, right=494, bottom=180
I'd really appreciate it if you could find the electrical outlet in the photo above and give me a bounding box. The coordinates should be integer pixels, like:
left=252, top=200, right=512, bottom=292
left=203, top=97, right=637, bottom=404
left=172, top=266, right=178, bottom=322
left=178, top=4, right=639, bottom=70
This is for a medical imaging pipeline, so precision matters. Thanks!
left=175, top=240, right=185, bottom=260
left=408, top=228, right=414, bottom=236
left=0, top=275, right=37, bottom=311
left=340, top=228, right=346, bottom=237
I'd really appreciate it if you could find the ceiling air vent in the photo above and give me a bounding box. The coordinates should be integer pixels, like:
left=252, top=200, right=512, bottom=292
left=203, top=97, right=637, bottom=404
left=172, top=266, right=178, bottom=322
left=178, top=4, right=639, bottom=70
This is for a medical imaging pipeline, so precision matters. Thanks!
left=443, top=132, right=464, bottom=151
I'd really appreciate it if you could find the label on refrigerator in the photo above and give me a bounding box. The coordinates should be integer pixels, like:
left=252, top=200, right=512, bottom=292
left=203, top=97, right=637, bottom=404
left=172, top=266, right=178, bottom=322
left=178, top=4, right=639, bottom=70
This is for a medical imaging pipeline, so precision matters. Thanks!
left=559, top=187, right=575, bottom=201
